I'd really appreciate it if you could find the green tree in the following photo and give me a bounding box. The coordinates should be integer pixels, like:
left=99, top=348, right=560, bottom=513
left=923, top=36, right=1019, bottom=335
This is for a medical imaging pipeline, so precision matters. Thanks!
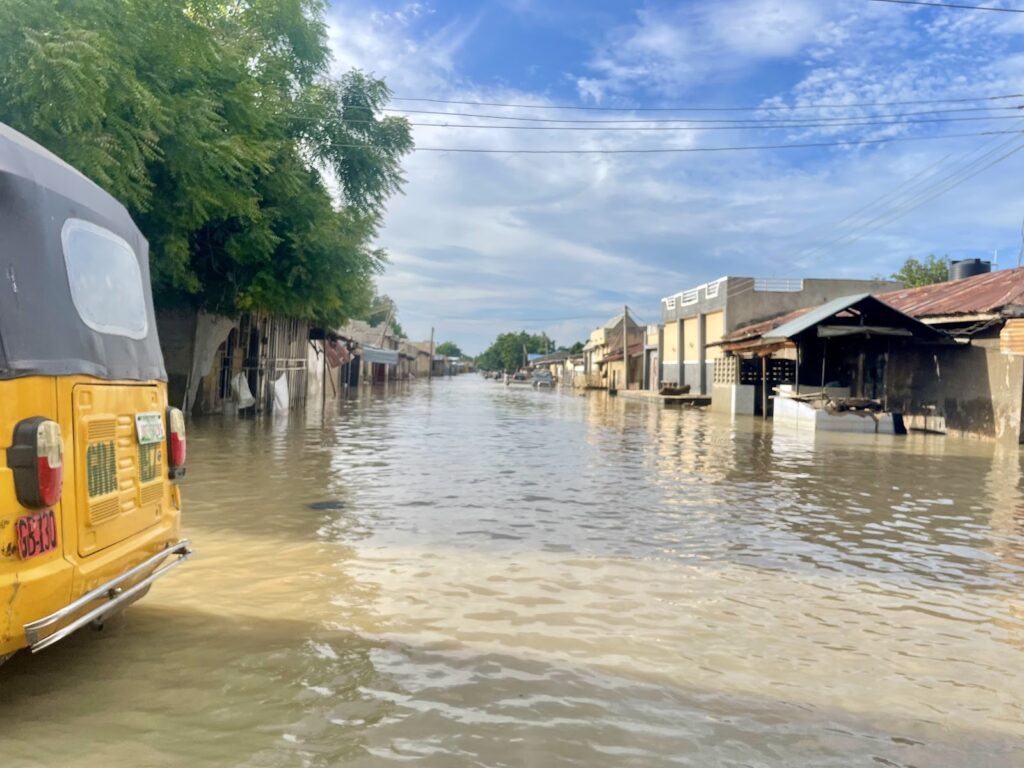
left=476, top=331, right=553, bottom=371
left=435, top=341, right=463, bottom=358
left=362, top=292, right=406, bottom=338
left=891, top=255, right=949, bottom=288
left=0, top=0, right=413, bottom=327
left=569, top=341, right=585, bottom=354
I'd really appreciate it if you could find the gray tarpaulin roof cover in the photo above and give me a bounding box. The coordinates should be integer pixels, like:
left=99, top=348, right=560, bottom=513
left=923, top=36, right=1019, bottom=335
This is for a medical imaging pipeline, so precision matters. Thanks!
left=0, top=123, right=166, bottom=380
left=360, top=345, right=399, bottom=366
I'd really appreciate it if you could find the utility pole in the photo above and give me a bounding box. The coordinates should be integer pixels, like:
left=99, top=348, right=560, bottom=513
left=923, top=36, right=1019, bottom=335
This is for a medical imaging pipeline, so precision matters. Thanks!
left=428, top=327, right=435, bottom=380
left=379, top=303, right=393, bottom=347
left=622, top=304, right=629, bottom=391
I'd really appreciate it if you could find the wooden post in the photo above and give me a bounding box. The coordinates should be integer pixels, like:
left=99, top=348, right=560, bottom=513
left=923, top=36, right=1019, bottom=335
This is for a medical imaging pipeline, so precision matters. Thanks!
left=795, top=346, right=801, bottom=395
left=884, top=340, right=890, bottom=412
left=622, top=304, right=629, bottom=391
left=320, top=342, right=327, bottom=414
left=820, top=341, right=827, bottom=392
left=428, top=327, right=435, bottom=380
left=761, top=355, right=768, bottom=420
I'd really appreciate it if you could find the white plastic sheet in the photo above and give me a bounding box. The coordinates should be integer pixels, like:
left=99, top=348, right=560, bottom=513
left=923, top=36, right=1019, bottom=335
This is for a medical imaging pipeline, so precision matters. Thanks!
left=231, top=372, right=256, bottom=409
left=184, top=312, right=236, bottom=413
left=273, top=374, right=290, bottom=412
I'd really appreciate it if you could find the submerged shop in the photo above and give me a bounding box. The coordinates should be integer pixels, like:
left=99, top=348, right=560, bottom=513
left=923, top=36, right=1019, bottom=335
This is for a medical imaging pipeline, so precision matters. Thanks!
left=715, top=268, right=1024, bottom=443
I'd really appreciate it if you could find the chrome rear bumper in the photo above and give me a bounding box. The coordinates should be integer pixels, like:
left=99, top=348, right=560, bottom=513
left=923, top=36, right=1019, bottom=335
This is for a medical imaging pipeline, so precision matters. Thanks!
left=24, top=539, right=192, bottom=653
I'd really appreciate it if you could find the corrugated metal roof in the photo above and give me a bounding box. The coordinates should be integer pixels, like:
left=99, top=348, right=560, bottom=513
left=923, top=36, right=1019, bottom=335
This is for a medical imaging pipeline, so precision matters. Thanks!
left=724, top=268, right=1024, bottom=344
left=880, top=267, right=1024, bottom=317
left=722, top=306, right=812, bottom=342
left=763, top=293, right=941, bottom=341
left=763, top=294, right=871, bottom=339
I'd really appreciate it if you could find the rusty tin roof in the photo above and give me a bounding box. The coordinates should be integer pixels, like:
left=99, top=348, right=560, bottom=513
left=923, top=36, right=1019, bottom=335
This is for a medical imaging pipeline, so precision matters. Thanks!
left=879, top=267, right=1024, bottom=318
left=724, top=268, right=1024, bottom=345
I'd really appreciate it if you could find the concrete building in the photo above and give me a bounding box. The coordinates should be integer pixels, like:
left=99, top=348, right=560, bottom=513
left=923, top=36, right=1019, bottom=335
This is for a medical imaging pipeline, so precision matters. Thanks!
left=333, top=319, right=401, bottom=385
left=659, top=276, right=899, bottom=395
left=581, top=312, right=644, bottom=389
left=643, top=324, right=661, bottom=391
left=402, top=340, right=435, bottom=377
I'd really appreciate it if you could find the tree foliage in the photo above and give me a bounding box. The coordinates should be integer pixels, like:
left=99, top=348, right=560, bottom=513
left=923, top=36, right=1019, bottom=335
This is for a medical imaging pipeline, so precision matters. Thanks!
left=435, top=341, right=463, bottom=358
left=361, top=291, right=406, bottom=338
left=476, top=332, right=553, bottom=371
left=0, top=0, right=413, bottom=327
left=891, top=255, right=949, bottom=288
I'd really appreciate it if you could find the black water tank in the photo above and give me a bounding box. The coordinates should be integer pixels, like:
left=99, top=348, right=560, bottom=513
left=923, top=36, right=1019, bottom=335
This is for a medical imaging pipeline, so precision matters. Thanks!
left=949, top=258, right=991, bottom=281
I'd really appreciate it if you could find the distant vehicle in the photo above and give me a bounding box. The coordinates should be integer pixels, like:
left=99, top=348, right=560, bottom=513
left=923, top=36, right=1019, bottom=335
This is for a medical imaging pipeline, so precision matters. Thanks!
left=533, top=370, right=554, bottom=388
left=0, top=122, right=191, bottom=660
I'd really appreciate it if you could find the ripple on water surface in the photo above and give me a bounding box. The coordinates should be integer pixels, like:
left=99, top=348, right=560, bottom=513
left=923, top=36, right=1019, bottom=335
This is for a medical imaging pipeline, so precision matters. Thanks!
left=1, top=377, right=1023, bottom=767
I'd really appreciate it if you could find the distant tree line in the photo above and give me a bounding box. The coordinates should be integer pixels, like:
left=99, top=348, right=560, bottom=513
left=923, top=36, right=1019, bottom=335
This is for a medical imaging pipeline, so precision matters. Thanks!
left=475, top=331, right=555, bottom=371
left=435, top=341, right=463, bottom=358
left=0, top=0, right=413, bottom=328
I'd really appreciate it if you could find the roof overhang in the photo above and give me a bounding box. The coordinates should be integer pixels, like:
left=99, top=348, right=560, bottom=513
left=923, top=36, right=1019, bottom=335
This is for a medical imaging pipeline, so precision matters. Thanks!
left=763, top=293, right=943, bottom=343
left=918, top=312, right=999, bottom=326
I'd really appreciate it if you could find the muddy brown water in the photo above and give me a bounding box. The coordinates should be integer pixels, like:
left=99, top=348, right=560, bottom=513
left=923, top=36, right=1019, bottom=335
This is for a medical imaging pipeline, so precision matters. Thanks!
left=1, top=376, right=1023, bottom=767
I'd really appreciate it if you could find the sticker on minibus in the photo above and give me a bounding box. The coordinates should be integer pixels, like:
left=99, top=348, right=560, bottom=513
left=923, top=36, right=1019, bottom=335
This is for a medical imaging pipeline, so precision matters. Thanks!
left=135, top=412, right=165, bottom=445
left=17, top=510, right=58, bottom=560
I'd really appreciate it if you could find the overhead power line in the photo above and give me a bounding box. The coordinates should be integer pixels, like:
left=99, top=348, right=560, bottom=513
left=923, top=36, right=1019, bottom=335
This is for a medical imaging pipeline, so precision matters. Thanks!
left=400, top=114, right=1024, bottom=131
left=791, top=125, right=1024, bottom=260
left=868, top=0, right=1024, bottom=11
left=788, top=153, right=955, bottom=250
left=385, top=104, right=1023, bottom=124
left=368, top=128, right=1024, bottom=154
left=810, top=139, right=1024, bottom=254
left=389, top=92, right=1024, bottom=112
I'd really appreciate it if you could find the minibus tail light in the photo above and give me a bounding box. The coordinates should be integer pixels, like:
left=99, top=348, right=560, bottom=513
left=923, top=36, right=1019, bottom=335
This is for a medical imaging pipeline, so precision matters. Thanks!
left=7, top=418, right=64, bottom=508
left=167, top=407, right=186, bottom=479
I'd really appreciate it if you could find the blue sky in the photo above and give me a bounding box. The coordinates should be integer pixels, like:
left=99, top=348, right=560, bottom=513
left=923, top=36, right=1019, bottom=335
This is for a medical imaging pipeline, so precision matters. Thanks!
left=325, top=0, right=1024, bottom=352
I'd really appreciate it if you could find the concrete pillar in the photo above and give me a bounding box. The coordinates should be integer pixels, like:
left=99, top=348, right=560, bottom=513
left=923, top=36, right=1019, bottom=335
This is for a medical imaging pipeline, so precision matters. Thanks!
left=657, top=325, right=664, bottom=390
left=697, top=312, right=707, bottom=395
left=676, top=319, right=684, bottom=387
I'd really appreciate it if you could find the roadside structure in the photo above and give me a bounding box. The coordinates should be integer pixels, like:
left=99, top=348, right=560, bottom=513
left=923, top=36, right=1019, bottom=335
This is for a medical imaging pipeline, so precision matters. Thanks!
left=581, top=311, right=644, bottom=389
left=659, top=276, right=899, bottom=395
left=405, top=341, right=436, bottom=377
left=719, top=267, right=1024, bottom=442
left=332, top=319, right=401, bottom=385
left=158, top=306, right=448, bottom=414
left=642, top=324, right=661, bottom=391
left=158, top=310, right=311, bottom=414
left=718, top=294, right=945, bottom=429
left=527, top=350, right=573, bottom=382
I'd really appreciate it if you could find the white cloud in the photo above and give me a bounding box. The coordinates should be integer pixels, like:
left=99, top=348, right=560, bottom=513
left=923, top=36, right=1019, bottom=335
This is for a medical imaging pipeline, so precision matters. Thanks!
left=326, top=1, right=1024, bottom=353
left=576, top=0, right=827, bottom=101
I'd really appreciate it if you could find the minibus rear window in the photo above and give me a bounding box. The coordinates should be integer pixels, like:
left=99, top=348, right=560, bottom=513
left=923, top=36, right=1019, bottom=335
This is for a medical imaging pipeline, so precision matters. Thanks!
left=61, top=218, right=148, bottom=340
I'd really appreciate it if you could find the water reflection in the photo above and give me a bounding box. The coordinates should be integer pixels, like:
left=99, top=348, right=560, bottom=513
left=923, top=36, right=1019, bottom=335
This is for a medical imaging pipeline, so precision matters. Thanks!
left=1, top=377, right=1022, bottom=767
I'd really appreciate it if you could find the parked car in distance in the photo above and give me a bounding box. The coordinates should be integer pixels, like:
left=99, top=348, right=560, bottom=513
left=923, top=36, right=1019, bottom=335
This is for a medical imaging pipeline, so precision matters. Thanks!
left=533, top=370, right=554, bottom=388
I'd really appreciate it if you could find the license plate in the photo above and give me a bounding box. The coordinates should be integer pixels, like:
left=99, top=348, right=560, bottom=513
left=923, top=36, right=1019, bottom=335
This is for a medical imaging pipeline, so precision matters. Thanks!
left=135, top=411, right=165, bottom=445
left=16, top=510, right=58, bottom=560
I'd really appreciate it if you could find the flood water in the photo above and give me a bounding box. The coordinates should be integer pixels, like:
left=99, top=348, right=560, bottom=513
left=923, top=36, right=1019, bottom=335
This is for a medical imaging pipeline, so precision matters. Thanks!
left=2, top=376, right=1023, bottom=767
